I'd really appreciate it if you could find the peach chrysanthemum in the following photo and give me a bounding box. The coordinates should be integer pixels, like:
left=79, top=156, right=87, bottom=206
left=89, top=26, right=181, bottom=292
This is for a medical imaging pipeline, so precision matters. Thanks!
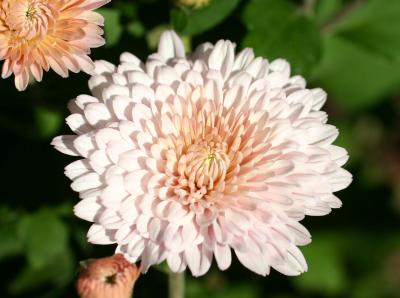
left=52, top=31, right=352, bottom=277
left=76, top=254, right=141, bottom=298
left=0, top=0, right=110, bottom=91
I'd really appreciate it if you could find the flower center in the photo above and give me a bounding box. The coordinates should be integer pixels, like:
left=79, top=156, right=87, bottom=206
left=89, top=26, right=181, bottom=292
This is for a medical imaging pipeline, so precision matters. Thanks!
left=173, top=138, right=230, bottom=207
left=4, top=0, right=56, bottom=40
left=25, top=5, right=36, bottom=20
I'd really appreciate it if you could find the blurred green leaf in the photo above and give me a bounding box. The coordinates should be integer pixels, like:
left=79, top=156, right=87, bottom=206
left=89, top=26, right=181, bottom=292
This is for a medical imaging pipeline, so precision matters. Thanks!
left=171, top=8, right=189, bottom=33
left=312, top=35, right=400, bottom=110
left=314, top=0, right=344, bottom=26
left=216, top=284, right=259, bottom=298
left=34, top=107, right=63, bottom=138
left=115, top=2, right=138, bottom=19
left=187, top=279, right=258, bottom=298
left=242, top=0, right=322, bottom=76
left=182, top=0, right=241, bottom=36
left=334, top=0, right=400, bottom=61
left=8, top=247, right=74, bottom=295
left=127, top=21, right=146, bottom=38
left=293, top=234, right=347, bottom=295
left=0, top=222, right=23, bottom=261
left=99, top=8, right=123, bottom=47
left=334, top=122, right=360, bottom=166
left=18, top=209, right=68, bottom=269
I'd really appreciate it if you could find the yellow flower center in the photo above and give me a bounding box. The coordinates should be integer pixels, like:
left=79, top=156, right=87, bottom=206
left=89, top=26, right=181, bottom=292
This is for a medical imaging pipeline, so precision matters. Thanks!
left=25, top=5, right=36, bottom=20
left=4, top=0, right=57, bottom=41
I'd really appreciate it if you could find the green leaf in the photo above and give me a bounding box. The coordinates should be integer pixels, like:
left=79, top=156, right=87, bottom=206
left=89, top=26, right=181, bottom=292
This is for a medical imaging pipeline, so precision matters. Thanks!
left=34, top=107, right=63, bottom=138
left=126, top=21, right=146, bottom=38
left=311, top=35, right=400, bottom=110
left=8, top=247, right=74, bottom=295
left=314, top=0, right=345, bottom=26
left=0, top=222, right=23, bottom=260
left=333, top=0, right=400, bottom=61
left=18, top=209, right=69, bottom=269
left=242, top=0, right=322, bottom=77
left=98, top=8, right=123, bottom=47
left=293, top=234, right=347, bottom=295
left=115, top=2, right=138, bottom=19
left=182, top=0, right=241, bottom=36
left=186, top=278, right=259, bottom=298
left=171, top=8, right=189, bottom=33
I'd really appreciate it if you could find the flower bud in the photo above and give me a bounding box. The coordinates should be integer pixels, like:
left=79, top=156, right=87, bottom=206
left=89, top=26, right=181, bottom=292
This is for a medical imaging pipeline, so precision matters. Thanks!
left=76, top=254, right=140, bottom=298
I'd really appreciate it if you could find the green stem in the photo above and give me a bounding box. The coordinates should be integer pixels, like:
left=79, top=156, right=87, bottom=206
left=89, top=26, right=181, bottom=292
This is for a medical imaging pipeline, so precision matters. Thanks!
left=302, top=0, right=316, bottom=16
left=168, top=270, right=185, bottom=298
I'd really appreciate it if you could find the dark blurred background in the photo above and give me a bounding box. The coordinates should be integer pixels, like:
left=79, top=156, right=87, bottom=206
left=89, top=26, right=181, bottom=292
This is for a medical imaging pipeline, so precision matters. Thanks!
left=0, top=0, right=399, bottom=297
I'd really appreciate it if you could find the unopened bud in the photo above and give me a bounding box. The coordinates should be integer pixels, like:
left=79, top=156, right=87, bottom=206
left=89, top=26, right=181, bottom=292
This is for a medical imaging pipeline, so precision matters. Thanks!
left=76, top=254, right=140, bottom=298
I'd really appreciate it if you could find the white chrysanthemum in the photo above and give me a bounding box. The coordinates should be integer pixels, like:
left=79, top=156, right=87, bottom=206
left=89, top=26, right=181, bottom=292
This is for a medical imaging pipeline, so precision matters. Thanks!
left=52, top=31, right=352, bottom=277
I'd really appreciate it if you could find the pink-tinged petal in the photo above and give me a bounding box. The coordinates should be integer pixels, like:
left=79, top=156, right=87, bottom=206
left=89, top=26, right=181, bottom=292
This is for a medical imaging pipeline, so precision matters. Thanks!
left=65, top=159, right=91, bottom=180
left=158, top=30, right=185, bottom=60
left=235, top=249, right=269, bottom=276
left=30, top=63, right=43, bottom=82
left=273, top=245, right=307, bottom=276
left=66, top=113, right=92, bottom=134
left=214, top=244, right=231, bottom=270
left=120, top=52, right=142, bottom=65
left=84, top=103, right=113, bottom=127
left=329, top=168, right=352, bottom=192
left=73, top=134, right=96, bottom=157
left=93, top=60, right=115, bottom=74
left=71, top=172, right=102, bottom=192
left=87, top=224, right=115, bottom=245
left=14, top=69, right=29, bottom=91
left=51, top=135, right=79, bottom=156
left=185, top=245, right=201, bottom=276
left=74, top=197, right=102, bottom=221
left=208, top=40, right=235, bottom=79
left=124, top=170, right=147, bottom=197
left=269, top=59, right=290, bottom=80
left=101, top=184, right=128, bottom=208
left=167, top=252, right=183, bottom=272
left=141, top=241, right=161, bottom=272
left=118, top=197, right=139, bottom=222
left=328, top=145, right=349, bottom=166
left=307, top=125, right=339, bottom=146
left=245, top=57, right=268, bottom=79
left=155, top=65, right=180, bottom=85
left=198, top=246, right=213, bottom=276
left=118, top=149, right=147, bottom=172
left=233, top=48, right=254, bottom=71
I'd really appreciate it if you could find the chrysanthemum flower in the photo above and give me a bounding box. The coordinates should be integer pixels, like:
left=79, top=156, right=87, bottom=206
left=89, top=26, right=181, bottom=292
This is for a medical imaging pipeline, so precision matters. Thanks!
left=76, top=254, right=140, bottom=298
left=52, top=31, right=352, bottom=277
left=0, top=0, right=110, bottom=91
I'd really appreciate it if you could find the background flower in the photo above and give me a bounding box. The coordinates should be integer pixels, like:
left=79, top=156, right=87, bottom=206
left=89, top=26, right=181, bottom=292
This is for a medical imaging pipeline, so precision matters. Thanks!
left=53, top=30, right=351, bottom=277
left=0, top=0, right=110, bottom=91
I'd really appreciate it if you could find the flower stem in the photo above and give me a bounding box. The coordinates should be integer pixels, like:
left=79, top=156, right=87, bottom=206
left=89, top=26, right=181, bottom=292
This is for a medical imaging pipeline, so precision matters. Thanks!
left=168, top=271, right=185, bottom=298
left=322, top=0, right=363, bottom=33
left=302, top=0, right=316, bottom=16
